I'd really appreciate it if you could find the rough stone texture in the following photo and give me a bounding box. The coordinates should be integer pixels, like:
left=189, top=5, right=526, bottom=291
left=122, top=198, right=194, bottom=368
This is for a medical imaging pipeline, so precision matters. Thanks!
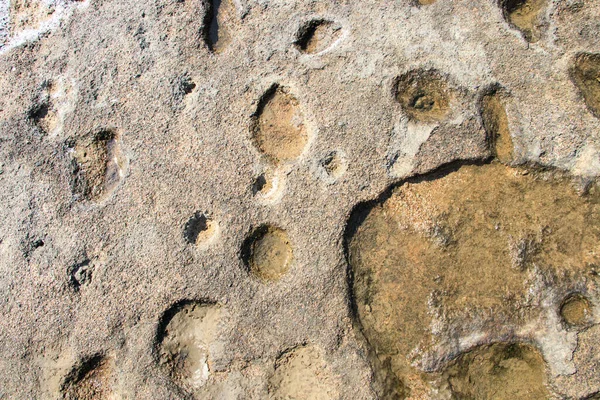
left=0, top=0, right=599, bottom=399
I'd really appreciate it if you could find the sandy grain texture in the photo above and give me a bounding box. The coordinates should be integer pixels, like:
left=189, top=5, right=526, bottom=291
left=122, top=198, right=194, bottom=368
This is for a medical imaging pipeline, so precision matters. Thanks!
left=0, top=0, right=600, bottom=398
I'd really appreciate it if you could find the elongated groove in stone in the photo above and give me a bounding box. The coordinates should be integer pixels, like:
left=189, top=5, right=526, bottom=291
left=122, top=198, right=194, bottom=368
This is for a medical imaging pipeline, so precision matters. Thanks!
left=481, top=90, right=513, bottom=163
left=157, top=302, right=222, bottom=394
left=570, top=53, right=600, bottom=119
left=251, top=85, right=308, bottom=164
left=346, top=161, right=600, bottom=397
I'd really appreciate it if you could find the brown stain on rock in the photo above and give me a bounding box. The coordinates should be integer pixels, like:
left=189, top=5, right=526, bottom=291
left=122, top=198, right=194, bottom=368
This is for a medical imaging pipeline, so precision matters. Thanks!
left=347, top=161, right=600, bottom=397
left=571, top=53, right=600, bottom=119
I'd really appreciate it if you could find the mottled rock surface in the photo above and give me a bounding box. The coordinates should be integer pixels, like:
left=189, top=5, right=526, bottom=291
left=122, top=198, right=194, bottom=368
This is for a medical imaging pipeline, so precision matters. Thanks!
left=0, top=0, right=599, bottom=399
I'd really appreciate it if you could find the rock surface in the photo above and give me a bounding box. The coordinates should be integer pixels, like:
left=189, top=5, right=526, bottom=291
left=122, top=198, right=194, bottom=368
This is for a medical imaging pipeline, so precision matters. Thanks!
left=0, top=0, right=599, bottom=399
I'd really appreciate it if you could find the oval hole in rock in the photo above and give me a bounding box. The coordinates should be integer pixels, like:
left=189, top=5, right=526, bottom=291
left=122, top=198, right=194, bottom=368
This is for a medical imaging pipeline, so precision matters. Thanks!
left=251, top=85, right=308, bottom=165
left=570, top=53, right=600, bottom=119
left=560, top=293, right=593, bottom=328
left=156, top=301, right=223, bottom=394
left=499, top=0, right=547, bottom=43
left=295, top=19, right=342, bottom=54
left=184, top=212, right=217, bottom=246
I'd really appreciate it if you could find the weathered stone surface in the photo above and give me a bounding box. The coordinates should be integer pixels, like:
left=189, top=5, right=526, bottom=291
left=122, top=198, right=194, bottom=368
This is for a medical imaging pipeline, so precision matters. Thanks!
left=0, top=0, right=599, bottom=398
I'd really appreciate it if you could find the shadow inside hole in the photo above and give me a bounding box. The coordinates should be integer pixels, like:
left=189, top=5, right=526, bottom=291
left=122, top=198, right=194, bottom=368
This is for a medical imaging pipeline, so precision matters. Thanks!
left=252, top=174, right=268, bottom=195
left=29, top=103, right=49, bottom=123
left=207, top=0, right=223, bottom=50
left=68, top=259, right=93, bottom=292
left=184, top=212, right=210, bottom=244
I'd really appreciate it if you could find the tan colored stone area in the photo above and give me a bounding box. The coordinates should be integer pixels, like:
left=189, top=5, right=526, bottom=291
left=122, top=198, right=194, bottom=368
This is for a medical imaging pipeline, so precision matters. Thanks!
left=571, top=53, right=600, bottom=119
left=251, top=85, right=309, bottom=165
left=443, top=343, right=550, bottom=400
left=269, top=345, right=339, bottom=400
left=348, top=160, right=600, bottom=396
left=9, top=0, right=54, bottom=34
left=502, top=0, right=547, bottom=43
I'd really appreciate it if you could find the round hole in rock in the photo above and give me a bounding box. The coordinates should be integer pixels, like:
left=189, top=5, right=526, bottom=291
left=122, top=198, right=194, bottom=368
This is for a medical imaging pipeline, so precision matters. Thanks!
left=241, top=225, right=292, bottom=282
left=156, top=301, right=223, bottom=394
left=560, top=293, right=593, bottom=327
left=295, top=19, right=342, bottom=54
left=394, top=69, right=452, bottom=123
left=184, top=212, right=217, bottom=246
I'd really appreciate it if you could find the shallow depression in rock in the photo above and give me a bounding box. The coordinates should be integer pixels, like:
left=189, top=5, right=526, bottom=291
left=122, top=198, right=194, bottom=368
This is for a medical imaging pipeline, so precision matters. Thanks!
left=71, top=129, right=127, bottom=202
left=269, top=345, right=339, bottom=400
left=443, top=343, right=550, bottom=399
left=394, top=69, right=452, bottom=123
left=242, top=225, right=293, bottom=282
left=571, top=53, right=600, bottom=119
left=251, top=85, right=308, bottom=165
left=157, top=302, right=223, bottom=394
left=346, top=161, right=600, bottom=396
left=62, top=355, right=114, bottom=400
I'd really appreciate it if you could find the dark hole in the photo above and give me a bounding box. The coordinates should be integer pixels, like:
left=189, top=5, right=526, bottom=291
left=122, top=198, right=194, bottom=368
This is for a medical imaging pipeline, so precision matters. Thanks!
left=252, top=174, right=267, bottom=195
left=29, top=103, right=49, bottom=123
left=296, top=20, right=323, bottom=52
left=184, top=212, right=209, bottom=244
left=502, top=0, right=527, bottom=14
left=182, top=79, right=196, bottom=95
left=206, top=0, right=223, bottom=51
